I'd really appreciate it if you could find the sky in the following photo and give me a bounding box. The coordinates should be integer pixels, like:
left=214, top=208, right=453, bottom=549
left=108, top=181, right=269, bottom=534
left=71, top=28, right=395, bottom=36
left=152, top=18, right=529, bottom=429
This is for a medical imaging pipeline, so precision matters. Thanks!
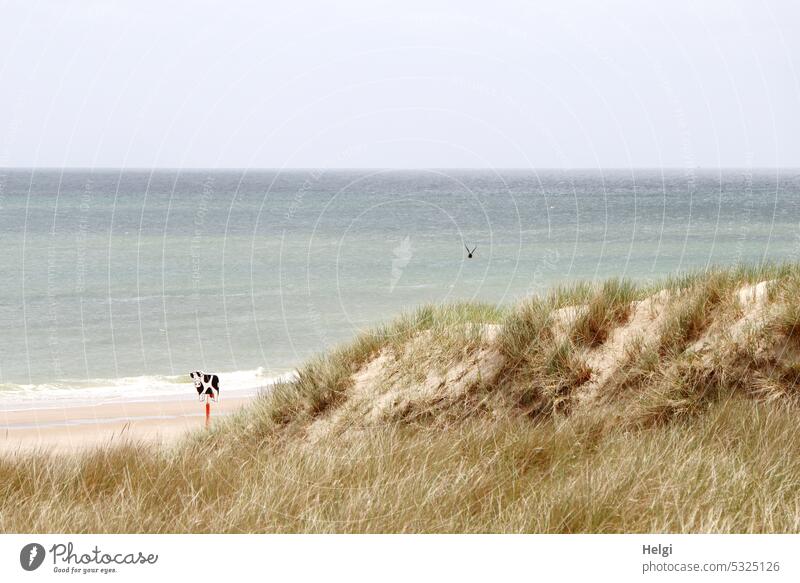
left=0, top=0, right=798, bottom=169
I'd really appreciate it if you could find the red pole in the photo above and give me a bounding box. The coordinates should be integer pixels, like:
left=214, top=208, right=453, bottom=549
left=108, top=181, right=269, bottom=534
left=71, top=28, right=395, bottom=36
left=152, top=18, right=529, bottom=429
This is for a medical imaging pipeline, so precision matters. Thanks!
left=205, top=401, right=211, bottom=429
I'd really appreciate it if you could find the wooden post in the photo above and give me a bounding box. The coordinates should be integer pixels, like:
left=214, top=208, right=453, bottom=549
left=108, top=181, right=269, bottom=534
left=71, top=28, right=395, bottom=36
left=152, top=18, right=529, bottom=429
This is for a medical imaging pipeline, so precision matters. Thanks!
left=205, top=401, right=211, bottom=429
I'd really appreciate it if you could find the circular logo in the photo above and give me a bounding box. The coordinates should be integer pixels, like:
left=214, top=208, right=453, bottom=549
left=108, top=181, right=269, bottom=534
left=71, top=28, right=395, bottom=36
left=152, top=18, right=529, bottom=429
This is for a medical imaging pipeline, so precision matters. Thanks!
left=19, top=543, right=46, bottom=571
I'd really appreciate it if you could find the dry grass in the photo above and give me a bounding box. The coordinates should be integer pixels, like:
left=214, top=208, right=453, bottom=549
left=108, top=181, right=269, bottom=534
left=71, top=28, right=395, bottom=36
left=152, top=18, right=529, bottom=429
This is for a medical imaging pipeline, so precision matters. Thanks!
left=571, top=279, right=638, bottom=347
left=2, top=263, right=800, bottom=533
left=2, top=398, right=799, bottom=533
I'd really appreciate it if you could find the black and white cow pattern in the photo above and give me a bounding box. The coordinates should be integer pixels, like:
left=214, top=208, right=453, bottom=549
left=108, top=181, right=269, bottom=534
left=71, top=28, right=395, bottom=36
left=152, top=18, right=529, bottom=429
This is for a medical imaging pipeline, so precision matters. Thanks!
left=189, top=371, right=220, bottom=402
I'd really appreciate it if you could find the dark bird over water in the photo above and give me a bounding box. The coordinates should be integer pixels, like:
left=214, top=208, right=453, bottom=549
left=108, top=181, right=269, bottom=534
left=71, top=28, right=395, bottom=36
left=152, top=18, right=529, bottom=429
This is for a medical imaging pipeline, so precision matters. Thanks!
left=465, top=244, right=477, bottom=259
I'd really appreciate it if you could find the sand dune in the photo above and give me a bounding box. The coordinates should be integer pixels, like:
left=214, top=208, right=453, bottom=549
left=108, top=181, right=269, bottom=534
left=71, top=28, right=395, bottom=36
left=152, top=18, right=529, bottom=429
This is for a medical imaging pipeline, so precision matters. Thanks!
left=4, top=266, right=800, bottom=532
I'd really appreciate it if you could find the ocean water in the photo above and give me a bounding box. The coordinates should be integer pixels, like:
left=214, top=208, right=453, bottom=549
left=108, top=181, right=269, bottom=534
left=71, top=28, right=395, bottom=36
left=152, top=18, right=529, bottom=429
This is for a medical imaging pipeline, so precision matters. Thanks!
left=1, top=168, right=798, bottom=401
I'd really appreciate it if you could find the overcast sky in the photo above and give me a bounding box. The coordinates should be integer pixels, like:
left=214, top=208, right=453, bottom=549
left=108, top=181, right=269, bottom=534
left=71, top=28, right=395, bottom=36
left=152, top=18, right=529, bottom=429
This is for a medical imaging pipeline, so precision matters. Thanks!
left=0, top=0, right=798, bottom=169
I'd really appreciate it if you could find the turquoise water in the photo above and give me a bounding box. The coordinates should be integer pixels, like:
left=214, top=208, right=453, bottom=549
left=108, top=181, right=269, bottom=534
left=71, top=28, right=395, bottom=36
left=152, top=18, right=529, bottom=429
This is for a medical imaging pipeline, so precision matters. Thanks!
left=1, top=168, right=798, bottom=397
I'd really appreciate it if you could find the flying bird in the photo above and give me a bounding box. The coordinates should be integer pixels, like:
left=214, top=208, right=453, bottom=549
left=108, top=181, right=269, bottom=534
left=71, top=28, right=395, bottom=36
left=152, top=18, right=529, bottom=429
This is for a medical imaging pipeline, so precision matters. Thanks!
left=465, top=244, right=477, bottom=259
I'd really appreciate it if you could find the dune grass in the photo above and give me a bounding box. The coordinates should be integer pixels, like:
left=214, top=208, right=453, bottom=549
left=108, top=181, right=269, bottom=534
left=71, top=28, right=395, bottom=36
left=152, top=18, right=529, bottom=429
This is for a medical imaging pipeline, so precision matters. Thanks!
left=571, top=278, right=639, bottom=347
left=2, top=397, right=798, bottom=533
left=2, top=263, right=800, bottom=533
left=266, top=302, right=504, bottom=424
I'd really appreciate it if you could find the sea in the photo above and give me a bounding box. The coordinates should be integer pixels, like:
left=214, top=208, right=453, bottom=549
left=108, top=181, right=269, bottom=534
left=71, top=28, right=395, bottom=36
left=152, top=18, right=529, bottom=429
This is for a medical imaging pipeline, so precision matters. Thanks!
left=1, top=168, right=798, bottom=404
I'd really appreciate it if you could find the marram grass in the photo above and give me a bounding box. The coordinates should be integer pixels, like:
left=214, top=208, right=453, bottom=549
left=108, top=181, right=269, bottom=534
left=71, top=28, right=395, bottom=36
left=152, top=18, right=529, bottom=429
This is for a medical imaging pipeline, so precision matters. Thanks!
left=2, top=263, right=800, bottom=533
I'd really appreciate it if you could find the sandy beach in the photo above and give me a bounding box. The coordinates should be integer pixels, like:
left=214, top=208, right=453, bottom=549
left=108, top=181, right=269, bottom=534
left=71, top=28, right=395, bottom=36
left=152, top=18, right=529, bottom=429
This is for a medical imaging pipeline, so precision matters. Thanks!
left=0, top=394, right=255, bottom=455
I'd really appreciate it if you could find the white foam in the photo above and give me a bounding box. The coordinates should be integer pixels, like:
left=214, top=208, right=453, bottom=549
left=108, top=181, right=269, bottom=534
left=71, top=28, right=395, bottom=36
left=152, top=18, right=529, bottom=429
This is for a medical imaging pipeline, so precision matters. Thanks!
left=0, top=367, right=296, bottom=411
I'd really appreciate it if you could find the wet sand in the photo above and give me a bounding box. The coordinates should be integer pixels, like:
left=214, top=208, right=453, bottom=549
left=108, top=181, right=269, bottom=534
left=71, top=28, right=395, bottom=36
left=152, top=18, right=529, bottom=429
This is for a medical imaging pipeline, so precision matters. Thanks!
left=0, top=395, right=255, bottom=454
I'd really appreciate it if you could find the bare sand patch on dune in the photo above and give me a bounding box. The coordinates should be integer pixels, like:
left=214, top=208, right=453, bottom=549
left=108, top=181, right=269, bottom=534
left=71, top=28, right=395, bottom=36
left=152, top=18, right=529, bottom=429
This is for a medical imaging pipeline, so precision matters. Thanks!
left=581, top=290, right=670, bottom=400
left=304, top=280, right=799, bottom=441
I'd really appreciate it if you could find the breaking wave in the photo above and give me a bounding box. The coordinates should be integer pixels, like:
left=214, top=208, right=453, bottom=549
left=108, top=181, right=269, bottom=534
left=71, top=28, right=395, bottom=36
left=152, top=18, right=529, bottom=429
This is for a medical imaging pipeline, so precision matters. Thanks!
left=0, top=367, right=296, bottom=410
